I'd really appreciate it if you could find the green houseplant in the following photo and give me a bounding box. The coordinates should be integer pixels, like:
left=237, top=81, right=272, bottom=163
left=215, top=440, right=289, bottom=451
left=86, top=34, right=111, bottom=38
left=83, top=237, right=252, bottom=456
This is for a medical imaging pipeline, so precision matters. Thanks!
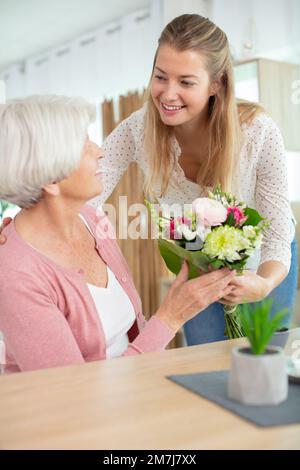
left=239, top=299, right=288, bottom=354
left=228, top=299, right=289, bottom=405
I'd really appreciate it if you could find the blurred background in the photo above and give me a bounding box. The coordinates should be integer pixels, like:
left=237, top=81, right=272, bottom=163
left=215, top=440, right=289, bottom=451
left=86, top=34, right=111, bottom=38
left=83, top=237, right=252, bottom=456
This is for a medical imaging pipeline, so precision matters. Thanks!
left=0, top=0, right=299, bottom=333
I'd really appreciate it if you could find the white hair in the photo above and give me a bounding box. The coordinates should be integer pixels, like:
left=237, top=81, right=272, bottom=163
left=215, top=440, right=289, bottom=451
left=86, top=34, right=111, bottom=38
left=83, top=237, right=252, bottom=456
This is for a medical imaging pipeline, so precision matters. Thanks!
left=0, top=95, right=96, bottom=208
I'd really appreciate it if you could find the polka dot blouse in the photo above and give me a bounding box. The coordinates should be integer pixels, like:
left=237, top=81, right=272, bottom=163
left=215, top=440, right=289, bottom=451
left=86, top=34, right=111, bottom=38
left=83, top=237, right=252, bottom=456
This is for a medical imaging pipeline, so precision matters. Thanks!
left=89, top=106, right=294, bottom=271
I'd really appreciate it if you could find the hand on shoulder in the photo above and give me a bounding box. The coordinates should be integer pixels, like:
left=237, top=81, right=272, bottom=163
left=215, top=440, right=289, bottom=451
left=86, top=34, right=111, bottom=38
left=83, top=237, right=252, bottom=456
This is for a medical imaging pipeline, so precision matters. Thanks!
left=0, top=217, right=12, bottom=244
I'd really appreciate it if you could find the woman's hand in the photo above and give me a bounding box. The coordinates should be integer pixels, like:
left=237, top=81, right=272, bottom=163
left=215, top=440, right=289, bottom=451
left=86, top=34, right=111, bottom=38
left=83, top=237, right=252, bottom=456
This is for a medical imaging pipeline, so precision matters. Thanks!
left=155, top=262, right=236, bottom=332
left=218, top=270, right=272, bottom=305
left=0, top=217, right=12, bottom=244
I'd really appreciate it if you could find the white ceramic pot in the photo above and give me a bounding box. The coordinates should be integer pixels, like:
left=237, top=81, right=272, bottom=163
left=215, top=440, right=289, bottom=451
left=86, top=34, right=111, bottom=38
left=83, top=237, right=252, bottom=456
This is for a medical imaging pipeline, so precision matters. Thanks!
left=268, top=328, right=289, bottom=349
left=228, top=346, right=288, bottom=405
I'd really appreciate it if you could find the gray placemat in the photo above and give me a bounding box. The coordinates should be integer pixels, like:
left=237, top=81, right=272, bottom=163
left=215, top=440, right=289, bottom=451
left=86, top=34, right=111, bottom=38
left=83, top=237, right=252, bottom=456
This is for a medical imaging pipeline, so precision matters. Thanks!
left=167, top=370, right=300, bottom=427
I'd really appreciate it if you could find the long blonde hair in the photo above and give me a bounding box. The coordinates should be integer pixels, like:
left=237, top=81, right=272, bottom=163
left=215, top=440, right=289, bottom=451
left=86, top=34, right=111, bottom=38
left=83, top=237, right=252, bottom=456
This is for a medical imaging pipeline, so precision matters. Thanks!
left=143, top=14, right=263, bottom=198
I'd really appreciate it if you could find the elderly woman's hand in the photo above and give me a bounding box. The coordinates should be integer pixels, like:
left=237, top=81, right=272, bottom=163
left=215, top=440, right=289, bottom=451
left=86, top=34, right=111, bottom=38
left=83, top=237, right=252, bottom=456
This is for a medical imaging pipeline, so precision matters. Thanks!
left=155, top=262, right=236, bottom=332
left=0, top=217, right=12, bottom=244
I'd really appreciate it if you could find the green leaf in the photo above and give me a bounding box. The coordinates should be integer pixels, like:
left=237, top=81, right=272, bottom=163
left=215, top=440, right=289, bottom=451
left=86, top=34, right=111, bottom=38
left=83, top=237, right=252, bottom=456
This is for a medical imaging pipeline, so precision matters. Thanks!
left=158, top=240, right=183, bottom=275
left=158, top=239, right=211, bottom=280
left=224, top=259, right=248, bottom=270
left=188, top=250, right=211, bottom=271
left=242, top=208, right=264, bottom=227
left=226, top=211, right=236, bottom=226
left=209, top=259, right=225, bottom=269
left=238, top=300, right=289, bottom=354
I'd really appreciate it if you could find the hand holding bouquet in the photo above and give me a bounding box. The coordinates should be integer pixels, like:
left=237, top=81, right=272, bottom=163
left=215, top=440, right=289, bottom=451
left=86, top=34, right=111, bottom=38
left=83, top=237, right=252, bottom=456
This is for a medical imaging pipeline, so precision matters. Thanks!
left=147, top=185, right=269, bottom=339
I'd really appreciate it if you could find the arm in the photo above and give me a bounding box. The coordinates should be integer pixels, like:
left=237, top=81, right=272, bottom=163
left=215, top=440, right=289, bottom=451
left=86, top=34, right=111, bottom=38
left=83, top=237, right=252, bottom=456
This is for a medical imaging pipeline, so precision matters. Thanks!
left=0, top=273, right=85, bottom=372
left=221, top=116, right=291, bottom=305
left=220, top=261, right=288, bottom=306
left=123, top=315, right=176, bottom=356
left=255, top=116, right=292, bottom=274
left=93, top=214, right=235, bottom=355
left=256, top=260, right=287, bottom=293
left=88, top=111, right=140, bottom=207
left=0, top=217, right=12, bottom=244
left=122, top=264, right=236, bottom=356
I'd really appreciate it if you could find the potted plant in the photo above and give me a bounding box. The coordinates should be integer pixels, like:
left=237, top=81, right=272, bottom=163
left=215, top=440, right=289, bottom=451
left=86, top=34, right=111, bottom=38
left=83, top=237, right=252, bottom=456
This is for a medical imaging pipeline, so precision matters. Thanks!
left=268, top=325, right=290, bottom=349
left=228, top=299, right=288, bottom=405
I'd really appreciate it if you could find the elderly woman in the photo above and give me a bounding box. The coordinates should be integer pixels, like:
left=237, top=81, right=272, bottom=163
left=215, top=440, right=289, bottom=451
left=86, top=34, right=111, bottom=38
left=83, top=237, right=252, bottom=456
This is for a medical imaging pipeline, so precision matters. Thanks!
left=0, top=96, right=234, bottom=373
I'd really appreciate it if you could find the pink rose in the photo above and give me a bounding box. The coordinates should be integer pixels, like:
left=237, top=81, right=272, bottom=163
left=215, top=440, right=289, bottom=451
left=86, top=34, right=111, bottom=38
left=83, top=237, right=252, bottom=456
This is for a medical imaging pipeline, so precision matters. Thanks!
left=192, top=198, right=227, bottom=226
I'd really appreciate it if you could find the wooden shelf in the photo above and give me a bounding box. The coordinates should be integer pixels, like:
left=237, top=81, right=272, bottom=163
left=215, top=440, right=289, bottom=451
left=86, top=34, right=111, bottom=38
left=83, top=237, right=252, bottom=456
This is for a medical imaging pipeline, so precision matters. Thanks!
left=234, top=58, right=300, bottom=151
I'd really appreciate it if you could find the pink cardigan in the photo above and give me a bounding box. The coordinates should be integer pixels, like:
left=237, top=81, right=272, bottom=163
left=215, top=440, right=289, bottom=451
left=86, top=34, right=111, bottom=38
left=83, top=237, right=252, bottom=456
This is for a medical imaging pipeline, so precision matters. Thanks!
left=0, top=205, right=174, bottom=373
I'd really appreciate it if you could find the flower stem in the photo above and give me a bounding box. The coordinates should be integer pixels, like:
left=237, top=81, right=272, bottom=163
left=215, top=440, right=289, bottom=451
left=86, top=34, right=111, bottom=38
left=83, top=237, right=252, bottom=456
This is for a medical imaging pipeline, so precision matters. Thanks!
left=223, top=304, right=244, bottom=338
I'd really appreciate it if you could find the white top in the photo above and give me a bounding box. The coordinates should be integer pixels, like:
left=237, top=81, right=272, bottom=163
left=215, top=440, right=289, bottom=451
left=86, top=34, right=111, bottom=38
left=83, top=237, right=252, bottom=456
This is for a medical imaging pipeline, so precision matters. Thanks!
left=78, top=214, right=136, bottom=359
left=87, top=267, right=136, bottom=359
left=90, top=106, right=294, bottom=271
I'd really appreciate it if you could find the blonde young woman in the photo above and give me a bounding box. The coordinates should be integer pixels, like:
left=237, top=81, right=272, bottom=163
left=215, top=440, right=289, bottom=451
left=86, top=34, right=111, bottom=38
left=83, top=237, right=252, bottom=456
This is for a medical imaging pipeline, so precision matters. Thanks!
left=0, top=15, right=297, bottom=346
left=96, top=13, right=297, bottom=345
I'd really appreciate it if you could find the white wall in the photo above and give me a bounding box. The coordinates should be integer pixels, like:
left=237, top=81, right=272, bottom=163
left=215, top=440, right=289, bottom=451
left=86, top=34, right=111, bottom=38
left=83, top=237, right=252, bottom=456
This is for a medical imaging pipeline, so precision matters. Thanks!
left=1, top=0, right=299, bottom=140
left=0, top=1, right=163, bottom=143
left=210, top=0, right=300, bottom=62
left=0, top=0, right=151, bottom=72
left=0, top=80, right=5, bottom=103
left=0, top=5, right=160, bottom=103
left=2, top=0, right=299, bottom=104
left=161, top=0, right=209, bottom=25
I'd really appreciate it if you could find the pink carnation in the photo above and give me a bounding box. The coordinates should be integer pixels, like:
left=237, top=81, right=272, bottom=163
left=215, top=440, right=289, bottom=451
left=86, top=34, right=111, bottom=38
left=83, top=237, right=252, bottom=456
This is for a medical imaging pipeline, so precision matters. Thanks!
left=227, top=207, right=247, bottom=225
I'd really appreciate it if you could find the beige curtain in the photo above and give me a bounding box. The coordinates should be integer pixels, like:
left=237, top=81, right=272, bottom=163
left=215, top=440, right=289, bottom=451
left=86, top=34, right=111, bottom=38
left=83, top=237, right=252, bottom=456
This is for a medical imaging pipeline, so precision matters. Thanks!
left=101, top=92, right=171, bottom=324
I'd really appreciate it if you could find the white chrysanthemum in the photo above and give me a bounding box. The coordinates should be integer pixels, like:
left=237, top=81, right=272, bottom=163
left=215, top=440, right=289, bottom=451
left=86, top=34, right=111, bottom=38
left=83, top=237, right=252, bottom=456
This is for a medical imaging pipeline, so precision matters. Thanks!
left=203, top=226, right=251, bottom=262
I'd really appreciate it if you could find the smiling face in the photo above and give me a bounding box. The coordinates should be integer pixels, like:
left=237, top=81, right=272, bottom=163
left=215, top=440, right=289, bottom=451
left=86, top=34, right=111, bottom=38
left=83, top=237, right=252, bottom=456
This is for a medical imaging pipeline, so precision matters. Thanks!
left=150, top=44, right=219, bottom=128
left=57, top=137, right=104, bottom=203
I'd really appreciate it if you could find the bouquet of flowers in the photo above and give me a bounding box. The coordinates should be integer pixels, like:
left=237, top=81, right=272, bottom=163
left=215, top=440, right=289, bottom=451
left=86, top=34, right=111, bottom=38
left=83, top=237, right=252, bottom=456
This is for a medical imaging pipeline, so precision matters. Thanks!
left=147, top=185, right=269, bottom=339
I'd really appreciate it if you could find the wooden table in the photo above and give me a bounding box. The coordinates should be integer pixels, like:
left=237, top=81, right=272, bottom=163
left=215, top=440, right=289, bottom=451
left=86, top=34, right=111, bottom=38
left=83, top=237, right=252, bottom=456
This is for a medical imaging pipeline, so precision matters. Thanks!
left=0, top=330, right=299, bottom=450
